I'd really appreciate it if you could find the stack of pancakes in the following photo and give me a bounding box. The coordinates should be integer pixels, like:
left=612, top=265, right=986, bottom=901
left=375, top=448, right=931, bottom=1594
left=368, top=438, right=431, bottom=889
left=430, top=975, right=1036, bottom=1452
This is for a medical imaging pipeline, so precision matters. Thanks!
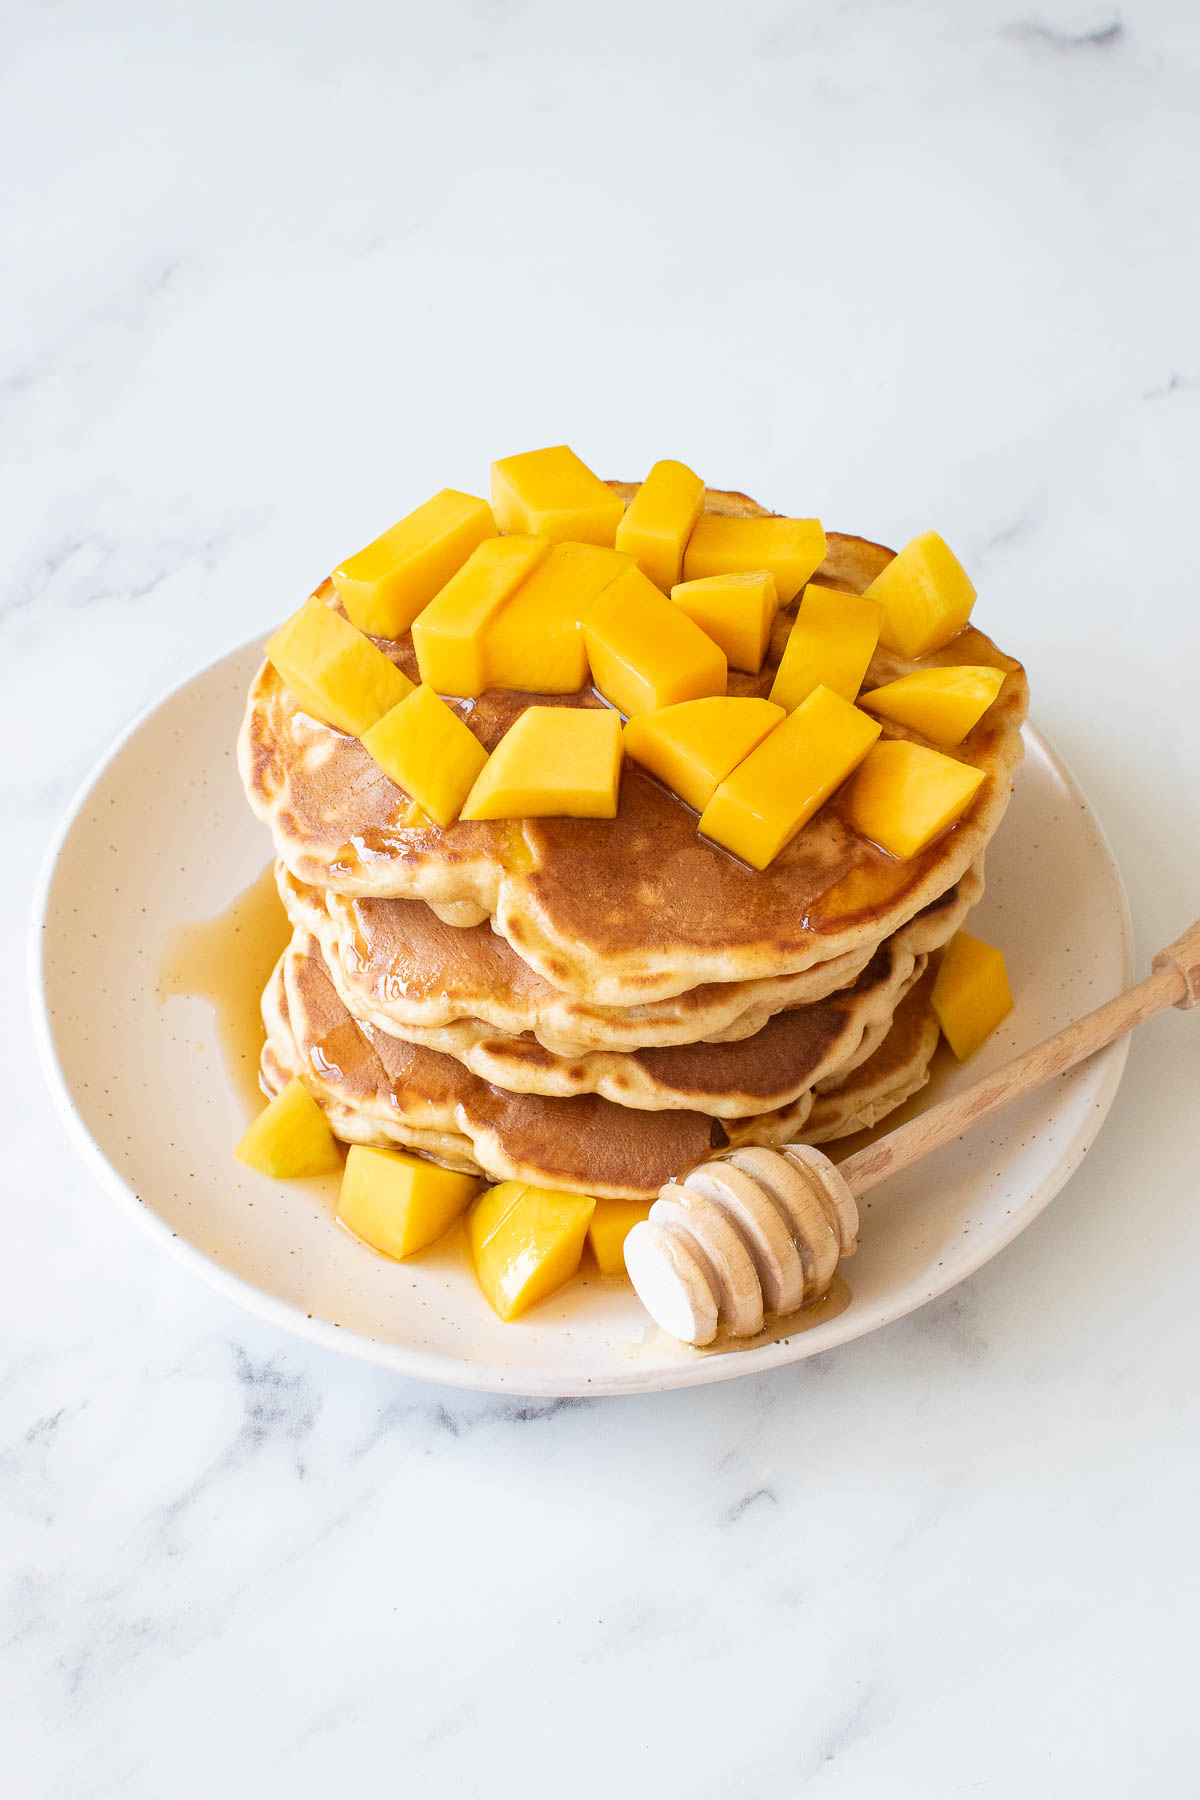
left=239, top=489, right=1029, bottom=1200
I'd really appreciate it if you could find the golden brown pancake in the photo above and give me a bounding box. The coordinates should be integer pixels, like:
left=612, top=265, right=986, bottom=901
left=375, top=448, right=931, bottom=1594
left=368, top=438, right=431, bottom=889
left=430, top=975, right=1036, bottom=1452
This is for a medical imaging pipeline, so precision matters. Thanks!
left=240, top=489, right=1028, bottom=1007
left=806, top=969, right=942, bottom=1142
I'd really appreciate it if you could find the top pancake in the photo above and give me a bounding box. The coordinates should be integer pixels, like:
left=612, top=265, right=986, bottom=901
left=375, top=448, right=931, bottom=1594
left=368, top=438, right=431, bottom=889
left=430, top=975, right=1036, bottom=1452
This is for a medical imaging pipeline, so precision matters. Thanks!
left=240, top=488, right=1028, bottom=1007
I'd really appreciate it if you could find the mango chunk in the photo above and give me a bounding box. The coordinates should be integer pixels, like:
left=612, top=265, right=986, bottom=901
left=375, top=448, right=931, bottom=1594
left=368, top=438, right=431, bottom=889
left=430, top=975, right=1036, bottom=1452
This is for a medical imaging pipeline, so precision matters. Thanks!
left=699, top=685, right=880, bottom=870
left=670, top=570, right=779, bottom=674
left=360, top=683, right=488, bottom=827
left=460, top=704, right=622, bottom=820
left=844, top=739, right=985, bottom=860
left=491, top=445, right=624, bottom=547
left=624, top=696, right=784, bottom=813
left=467, top=1181, right=597, bottom=1321
left=583, top=565, right=727, bottom=718
left=411, top=535, right=549, bottom=697
left=859, top=665, right=1006, bottom=747
left=863, top=530, right=976, bottom=658
left=332, top=489, right=497, bottom=638
left=615, top=460, right=705, bottom=590
left=769, top=583, right=883, bottom=712
left=235, top=1077, right=342, bottom=1178
left=265, top=597, right=415, bottom=738
left=587, top=1198, right=653, bottom=1277
left=337, top=1145, right=483, bottom=1259
left=682, top=513, right=826, bottom=604
left=482, top=542, right=631, bottom=693
left=932, top=931, right=1014, bottom=1062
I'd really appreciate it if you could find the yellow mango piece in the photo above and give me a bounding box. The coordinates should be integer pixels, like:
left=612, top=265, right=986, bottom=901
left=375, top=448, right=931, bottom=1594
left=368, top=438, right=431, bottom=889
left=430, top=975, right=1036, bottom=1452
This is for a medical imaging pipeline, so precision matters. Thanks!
left=491, top=445, right=624, bottom=547
left=670, top=570, right=780, bottom=674
left=235, top=1077, right=342, bottom=1178
left=844, top=739, right=986, bottom=860
left=583, top=565, right=727, bottom=718
left=411, top=536, right=549, bottom=697
left=461, top=704, right=622, bottom=820
left=331, top=490, right=497, bottom=638
left=587, top=1199, right=653, bottom=1277
left=615, top=459, right=705, bottom=590
left=683, top=513, right=826, bottom=604
left=360, top=683, right=488, bottom=828
left=863, top=530, right=976, bottom=658
left=932, top=931, right=1014, bottom=1061
left=623, top=696, right=784, bottom=813
left=265, top=597, right=414, bottom=738
left=336, top=1145, right=483, bottom=1259
left=858, top=665, right=1006, bottom=747
left=482, top=542, right=631, bottom=693
left=769, top=583, right=884, bottom=712
left=467, top=1180, right=596, bottom=1321
left=699, top=685, right=880, bottom=870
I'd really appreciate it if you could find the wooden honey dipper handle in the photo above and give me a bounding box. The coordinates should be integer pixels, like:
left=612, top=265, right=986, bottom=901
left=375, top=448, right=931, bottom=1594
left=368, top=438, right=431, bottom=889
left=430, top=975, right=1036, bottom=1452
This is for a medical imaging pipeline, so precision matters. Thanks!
left=839, top=915, right=1200, bottom=1199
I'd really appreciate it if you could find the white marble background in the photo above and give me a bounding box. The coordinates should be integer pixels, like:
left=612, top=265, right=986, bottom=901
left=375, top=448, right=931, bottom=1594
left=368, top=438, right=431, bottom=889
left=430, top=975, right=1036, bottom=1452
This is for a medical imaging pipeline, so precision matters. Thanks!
left=4, top=0, right=1200, bottom=1793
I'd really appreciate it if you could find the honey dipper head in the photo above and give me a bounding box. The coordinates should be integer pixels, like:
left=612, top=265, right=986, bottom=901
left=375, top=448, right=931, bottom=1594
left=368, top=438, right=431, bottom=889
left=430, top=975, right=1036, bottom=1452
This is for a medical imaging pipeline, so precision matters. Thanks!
left=623, top=1144, right=859, bottom=1346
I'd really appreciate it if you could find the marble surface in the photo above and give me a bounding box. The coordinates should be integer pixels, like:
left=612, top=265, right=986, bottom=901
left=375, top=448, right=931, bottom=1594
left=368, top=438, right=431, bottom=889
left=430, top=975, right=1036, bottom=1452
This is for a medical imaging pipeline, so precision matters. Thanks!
left=5, top=1, right=1200, bottom=1793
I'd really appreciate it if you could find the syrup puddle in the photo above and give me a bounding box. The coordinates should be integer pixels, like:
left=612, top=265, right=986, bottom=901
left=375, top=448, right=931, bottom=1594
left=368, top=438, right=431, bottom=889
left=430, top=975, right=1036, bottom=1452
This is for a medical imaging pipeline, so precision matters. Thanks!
left=618, top=1274, right=853, bottom=1363
left=156, top=862, right=291, bottom=1116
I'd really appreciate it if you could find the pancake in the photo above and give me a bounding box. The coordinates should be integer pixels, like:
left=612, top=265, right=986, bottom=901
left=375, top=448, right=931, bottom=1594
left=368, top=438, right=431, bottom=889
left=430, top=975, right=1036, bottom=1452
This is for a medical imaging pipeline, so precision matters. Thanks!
left=240, top=488, right=1028, bottom=1007
left=805, top=970, right=942, bottom=1142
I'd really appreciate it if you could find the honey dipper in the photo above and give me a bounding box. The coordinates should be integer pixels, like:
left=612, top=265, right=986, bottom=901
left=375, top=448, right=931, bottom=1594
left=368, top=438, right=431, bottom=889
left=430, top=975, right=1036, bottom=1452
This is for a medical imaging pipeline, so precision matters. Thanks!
left=623, top=917, right=1200, bottom=1345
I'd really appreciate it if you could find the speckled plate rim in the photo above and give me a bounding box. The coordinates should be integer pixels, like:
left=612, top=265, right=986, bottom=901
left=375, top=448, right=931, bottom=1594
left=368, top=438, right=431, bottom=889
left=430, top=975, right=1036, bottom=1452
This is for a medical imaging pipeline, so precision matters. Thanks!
left=29, top=642, right=1134, bottom=1397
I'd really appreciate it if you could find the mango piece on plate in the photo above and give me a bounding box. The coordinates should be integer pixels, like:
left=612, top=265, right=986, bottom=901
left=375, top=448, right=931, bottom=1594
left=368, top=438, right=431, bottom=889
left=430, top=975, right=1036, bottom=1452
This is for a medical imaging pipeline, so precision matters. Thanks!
left=337, top=1145, right=483, bottom=1259
left=588, top=1198, right=653, bottom=1277
left=670, top=570, right=779, bottom=674
left=699, top=685, right=880, bottom=870
left=482, top=542, right=631, bottom=693
left=265, top=597, right=414, bottom=738
left=769, top=584, right=883, bottom=712
left=844, top=739, right=985, bottom=860
left=615, top=459, right=705, bottom=590
left=467, top=1180, right=597, bottom=1321
left=360, top=683, right=488, bottom=827
left=491, top=445, right=624, bottom=546
left=863, top=530, right=976, bottom=658
left=682, top=513, right=826, bottom=604
left=859, top=665, right=1005, bottom=747
left=583, top=565, right=727, bottom=717
left=460, top=704, right=623, bottom=820
left=412, top=535, right=549, bottom=697
left=331, top=489, right=497, bottom=638
left=932, top=931, right=1014, bottom=1061
left=624, top=695, right=784, bottom=813
left=235, top=1077, right=342, bottom=1178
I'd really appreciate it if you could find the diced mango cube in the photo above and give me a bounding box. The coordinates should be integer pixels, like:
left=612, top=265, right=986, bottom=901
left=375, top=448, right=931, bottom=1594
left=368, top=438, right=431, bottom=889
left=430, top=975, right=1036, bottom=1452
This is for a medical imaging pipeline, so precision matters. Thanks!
left=615, top=460, right=705, bottom=590
left=336, top=1145, right=483, bottom=1259
left=587, top=1198, right=653, bottom=1277
left=682, top=513, right=826, bottom=604
left=235, top=1077, right=342, bottom=1178
left=769, top=583, right=884, bottom=712
left=460, top=704, right=623, bottom=820
left=491, top=446, right=624, bottom=547
left=467, top=1180, right=597, bottom=1321
left=862, top=530, right=976, bottom=658
left=360, top=683, right=488, bottom=827
left=482, top=542, right=631, bottom=693
left=699, top=685, right=881, bottom=870
left=411, top=536, right=549, bottom=697
left=858, top=665, right=1006, bottom=747
left=670, top=570, right=779, bottom=674
left=844, top=739, right=986, bottom=860
left=623, top=696, right=784, bottom=813
left=583, top=566, right=727, bottom=718
left=331, top=489, right=497, bottom=638
left=265, top=597, right=415, bottom=738
left=932, top=931, right=1014, bottom=1061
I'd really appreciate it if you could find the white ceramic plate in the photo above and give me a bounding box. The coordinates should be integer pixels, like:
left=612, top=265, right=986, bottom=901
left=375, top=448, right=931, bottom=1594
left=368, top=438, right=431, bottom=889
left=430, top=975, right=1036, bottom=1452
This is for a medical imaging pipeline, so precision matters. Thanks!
left=31, top=642, right=1133, bottom=1396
